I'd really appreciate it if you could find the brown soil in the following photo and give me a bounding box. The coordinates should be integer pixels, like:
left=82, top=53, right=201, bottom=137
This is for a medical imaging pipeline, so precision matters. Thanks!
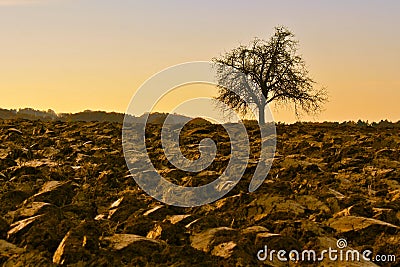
left=0, top=119, right=399, bottom=266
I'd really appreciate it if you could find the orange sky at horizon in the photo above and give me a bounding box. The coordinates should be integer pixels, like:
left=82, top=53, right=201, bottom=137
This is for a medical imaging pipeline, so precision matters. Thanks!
left=0, top=0, right=399, bottom=123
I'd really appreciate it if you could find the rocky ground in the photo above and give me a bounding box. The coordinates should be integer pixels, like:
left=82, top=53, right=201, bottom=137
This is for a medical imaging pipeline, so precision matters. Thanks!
left=0, top=119, right=399, bottom=266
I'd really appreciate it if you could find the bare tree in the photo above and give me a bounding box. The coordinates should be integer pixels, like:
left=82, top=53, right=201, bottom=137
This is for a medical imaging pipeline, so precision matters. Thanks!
left=213, top=26, right=327, bottom=124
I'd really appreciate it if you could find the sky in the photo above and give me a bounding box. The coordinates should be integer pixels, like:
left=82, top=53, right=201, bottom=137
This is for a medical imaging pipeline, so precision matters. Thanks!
left=0, top=0, right=399, bottom=123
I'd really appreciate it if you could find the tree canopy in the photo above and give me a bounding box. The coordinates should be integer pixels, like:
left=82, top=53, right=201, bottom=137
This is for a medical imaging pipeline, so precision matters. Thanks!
left=213, top=26, right=327, bottom=124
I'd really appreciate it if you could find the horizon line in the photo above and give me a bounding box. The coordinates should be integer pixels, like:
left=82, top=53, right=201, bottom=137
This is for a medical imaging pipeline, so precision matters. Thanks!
left=1, top=106, right=399, bottom=124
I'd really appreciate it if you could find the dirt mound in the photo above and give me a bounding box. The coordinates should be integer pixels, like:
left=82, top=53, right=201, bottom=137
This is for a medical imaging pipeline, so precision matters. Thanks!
left=0, top=119, right=399, bottom=266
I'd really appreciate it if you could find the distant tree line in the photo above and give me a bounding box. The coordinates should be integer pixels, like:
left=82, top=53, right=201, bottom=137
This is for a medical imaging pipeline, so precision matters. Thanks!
left=0, top=108, right=192, bottom=124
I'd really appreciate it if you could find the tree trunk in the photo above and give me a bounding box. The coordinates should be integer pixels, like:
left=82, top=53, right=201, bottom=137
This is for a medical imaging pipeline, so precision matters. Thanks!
left=258, top=105, right=265, bottom=125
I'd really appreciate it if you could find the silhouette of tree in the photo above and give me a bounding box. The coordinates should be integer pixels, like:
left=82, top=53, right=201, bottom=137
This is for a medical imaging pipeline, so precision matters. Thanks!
left=213, top=26, right=327, bottom=124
